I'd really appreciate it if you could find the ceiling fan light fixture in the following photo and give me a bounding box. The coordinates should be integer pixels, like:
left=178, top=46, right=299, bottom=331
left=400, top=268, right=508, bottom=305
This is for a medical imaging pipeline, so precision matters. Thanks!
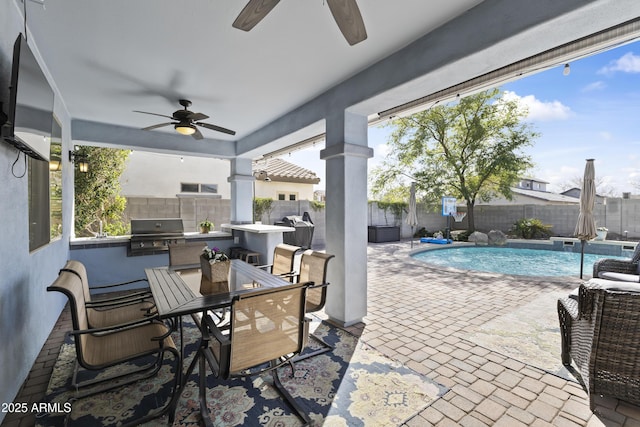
left=175, top=123, right=196, bottom=136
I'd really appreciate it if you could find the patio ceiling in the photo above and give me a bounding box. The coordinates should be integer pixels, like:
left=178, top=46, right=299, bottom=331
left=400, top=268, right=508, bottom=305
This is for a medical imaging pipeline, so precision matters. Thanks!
left=15, top=0, right=640, bottom=159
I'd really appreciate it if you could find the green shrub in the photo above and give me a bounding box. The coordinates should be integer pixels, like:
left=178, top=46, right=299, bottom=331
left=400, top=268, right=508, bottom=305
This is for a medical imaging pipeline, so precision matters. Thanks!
left=452, top=230, right=472, bottom=241
left=511, top=218, right=553, bottom=239
left=413, top=227, right=430, bottom=238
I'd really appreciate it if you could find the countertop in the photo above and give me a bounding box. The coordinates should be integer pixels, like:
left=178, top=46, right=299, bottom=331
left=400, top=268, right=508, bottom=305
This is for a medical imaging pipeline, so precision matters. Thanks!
left=220, top=223, right=295, bottom=234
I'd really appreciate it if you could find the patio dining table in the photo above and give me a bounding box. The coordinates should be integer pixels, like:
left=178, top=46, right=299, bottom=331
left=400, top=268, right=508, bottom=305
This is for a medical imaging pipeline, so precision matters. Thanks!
left=144, top=259, right=294, bottom=424
left=145, top=259, right=293, bottom=319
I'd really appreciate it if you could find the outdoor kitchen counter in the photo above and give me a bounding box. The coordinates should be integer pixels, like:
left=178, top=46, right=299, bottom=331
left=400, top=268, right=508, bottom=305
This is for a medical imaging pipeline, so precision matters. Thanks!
left=69, top=231, right=232, bottom=248
left=68, top=231, right=234, bottom=288
left=220, top=223, right=295, bottom=265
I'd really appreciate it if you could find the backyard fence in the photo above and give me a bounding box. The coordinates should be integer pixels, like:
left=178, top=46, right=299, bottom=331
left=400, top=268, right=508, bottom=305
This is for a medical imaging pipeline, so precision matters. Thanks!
left=123, top=196, right=640, bottom=244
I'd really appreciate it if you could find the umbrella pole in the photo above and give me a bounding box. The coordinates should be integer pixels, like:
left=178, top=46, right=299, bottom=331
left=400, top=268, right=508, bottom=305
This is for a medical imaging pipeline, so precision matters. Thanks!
left=580, top=240, right=585, bottom=279
left=411, top=226, right=414, bottom=248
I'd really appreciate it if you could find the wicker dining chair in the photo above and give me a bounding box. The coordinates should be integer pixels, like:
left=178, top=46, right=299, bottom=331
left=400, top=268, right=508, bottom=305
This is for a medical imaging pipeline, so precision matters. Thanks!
left=558, top=279, right=640, bottom=410
left=47, top=270, right=181, bottom=425
left=197, top=282, right=312, bottom=426
left=60, top=260, right=156, bottom=328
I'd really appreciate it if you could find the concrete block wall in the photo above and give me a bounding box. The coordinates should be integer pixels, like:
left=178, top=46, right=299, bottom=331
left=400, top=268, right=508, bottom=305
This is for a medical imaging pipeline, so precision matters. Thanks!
left=122, top=197, right=640, bottom=243
left=124, top=197, right=230, bottom=233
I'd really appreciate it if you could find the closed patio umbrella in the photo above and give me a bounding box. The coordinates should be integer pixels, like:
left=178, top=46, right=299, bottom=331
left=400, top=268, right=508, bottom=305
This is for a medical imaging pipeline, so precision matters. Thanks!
left=575, top=159, right=597, bottom=279
left=407, top=182, right=418, bottom=248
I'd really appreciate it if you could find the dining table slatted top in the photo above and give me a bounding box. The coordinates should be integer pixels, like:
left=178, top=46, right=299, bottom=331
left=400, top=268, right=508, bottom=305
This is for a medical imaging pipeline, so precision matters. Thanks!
left=145, top=259, right=292, bottom=319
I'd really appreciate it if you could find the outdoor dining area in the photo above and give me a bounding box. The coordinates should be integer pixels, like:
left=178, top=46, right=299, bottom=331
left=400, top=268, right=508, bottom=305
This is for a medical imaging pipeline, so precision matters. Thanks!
left=35, top=243, right=342, bottom=426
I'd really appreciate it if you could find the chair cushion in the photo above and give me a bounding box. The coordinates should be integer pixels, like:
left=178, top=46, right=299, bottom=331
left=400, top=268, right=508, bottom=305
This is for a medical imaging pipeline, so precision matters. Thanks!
left=598, top=272, right=640, bottom=282
left=587, top=278, right=640, bottom=292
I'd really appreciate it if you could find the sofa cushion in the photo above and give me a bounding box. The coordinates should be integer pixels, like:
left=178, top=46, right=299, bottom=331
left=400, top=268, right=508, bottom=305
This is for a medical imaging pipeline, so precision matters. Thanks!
left=587, top=278, right=640, bottom=292
left=598, top=272, right=640, bottom=282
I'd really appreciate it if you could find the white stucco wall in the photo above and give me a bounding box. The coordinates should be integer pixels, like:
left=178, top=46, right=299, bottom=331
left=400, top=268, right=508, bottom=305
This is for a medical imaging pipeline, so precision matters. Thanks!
left=254, top=180, right=315, bottom=200
left=119, top=151, right=231, bottom=198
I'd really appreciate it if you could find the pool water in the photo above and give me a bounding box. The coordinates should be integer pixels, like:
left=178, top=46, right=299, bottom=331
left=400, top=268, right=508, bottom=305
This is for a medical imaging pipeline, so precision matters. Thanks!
left=412, top=246, right=626, bottom=277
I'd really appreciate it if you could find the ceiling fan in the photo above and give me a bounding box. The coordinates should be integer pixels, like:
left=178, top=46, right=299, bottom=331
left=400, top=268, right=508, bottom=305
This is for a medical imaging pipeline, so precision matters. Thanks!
left=233, top=0, right=367, bottom=46
left=133, top=99, right=236, bottom=140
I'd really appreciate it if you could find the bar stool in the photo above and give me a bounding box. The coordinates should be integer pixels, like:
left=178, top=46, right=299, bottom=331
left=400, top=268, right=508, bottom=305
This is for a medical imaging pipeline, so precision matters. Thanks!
left=243, top=252, right=261, bottom=265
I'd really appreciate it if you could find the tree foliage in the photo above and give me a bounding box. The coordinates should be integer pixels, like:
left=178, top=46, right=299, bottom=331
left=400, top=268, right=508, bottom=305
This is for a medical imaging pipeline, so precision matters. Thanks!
left=74, top=146, right=130, bottom=237
left=370, top=89, right=538, bottom=231
left=253, top=197, right=273, bottom=222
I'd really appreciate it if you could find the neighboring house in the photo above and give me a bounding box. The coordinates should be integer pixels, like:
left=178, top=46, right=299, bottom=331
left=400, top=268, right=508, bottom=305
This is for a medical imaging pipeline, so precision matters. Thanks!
left=120, top=152, right=321, bottom=202
left=120, top=151, right=231, bottom=199
left=478, top=177, right=580, bottom=205
left=253, top=158, right=320, bottom=201
left=314, top=190, right=326, bottom=202
left=561, top=187, right=609, bottom=204
left=517, top=177, right=549, bottom=192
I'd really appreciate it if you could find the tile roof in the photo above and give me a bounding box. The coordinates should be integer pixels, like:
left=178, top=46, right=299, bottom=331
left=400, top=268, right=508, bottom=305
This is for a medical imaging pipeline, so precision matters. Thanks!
left=254, top=158, right=320, bottom=184
left=511, top=187, right=580, bottom=203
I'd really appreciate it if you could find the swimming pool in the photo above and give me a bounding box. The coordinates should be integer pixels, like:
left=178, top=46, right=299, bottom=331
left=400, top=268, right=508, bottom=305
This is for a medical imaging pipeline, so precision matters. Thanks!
left=411, top=246, right=626, bottom=277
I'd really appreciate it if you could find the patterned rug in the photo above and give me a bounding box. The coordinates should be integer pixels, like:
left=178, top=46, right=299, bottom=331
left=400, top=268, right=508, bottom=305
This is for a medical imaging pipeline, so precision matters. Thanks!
left=37, top=317, right=447, bottom=426
left=466, top=291, right=577, bottom=382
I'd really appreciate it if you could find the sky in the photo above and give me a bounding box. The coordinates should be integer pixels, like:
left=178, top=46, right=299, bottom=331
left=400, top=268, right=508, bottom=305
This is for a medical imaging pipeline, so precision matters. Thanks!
left=285, top=39, right=640, bottom=196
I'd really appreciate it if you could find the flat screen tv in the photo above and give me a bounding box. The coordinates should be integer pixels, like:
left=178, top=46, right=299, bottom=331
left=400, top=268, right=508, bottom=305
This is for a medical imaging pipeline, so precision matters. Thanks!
left=1, top=33, right=54, bottom=161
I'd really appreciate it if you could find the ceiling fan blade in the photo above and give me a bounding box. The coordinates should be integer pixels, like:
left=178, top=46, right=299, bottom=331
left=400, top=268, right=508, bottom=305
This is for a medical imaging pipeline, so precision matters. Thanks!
left=233, top=0, right=280, bottom=31
left=196, top=122, right=237, bottom=136
left=133, top=110, right=175, bottom=120
left=142, top=122, right=174, bottom=131
left=192, top=128, right=204, bottom=140
left=187, top=112, right=209, bottom=121
left=326, top=0, right=367, bottom=45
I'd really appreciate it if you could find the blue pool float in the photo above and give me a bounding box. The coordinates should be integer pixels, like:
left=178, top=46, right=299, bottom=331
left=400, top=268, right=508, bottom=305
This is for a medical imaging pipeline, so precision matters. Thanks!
left=420, top=237, right=453, bottom=244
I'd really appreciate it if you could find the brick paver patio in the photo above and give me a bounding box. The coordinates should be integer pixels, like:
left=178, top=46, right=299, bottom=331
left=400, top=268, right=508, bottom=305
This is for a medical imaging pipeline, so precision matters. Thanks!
left=3, top=241, right=640, bottom=426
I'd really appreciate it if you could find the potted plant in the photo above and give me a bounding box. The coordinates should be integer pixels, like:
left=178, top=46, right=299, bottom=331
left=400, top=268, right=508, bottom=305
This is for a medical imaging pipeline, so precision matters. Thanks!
left=595, top=226, right=608, bottom=241
left=200, top=246, right=230, bottom=294
left=199, top=218, right=214, bottom=234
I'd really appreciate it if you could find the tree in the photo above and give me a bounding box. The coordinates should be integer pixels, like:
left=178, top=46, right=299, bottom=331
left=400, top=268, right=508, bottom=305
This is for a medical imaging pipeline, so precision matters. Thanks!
left=74, top=146, right=130, bottom=236
left=370, top=89, right=538, bottom=231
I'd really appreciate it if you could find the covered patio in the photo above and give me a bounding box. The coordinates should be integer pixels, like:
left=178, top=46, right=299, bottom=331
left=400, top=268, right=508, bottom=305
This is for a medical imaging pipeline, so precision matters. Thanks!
left=3, top=0, right=640, bottom=425
left=6, top=241, right=640, bottom=426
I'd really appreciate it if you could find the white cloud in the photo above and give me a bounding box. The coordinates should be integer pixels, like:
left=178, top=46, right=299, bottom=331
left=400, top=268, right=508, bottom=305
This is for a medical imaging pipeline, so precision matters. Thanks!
left=376, top=143, right=390, bottom=157
left=598, top=52, right=640, bottom=74
left=582, top=81, right=606, bottom=92
left=503, top=91, right=572, bottom=121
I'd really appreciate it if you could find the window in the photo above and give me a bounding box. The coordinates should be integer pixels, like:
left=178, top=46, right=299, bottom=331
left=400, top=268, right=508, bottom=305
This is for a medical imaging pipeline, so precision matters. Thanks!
left=28, top=156, right=50, bottom=251
left=181, top=183, right=218, bottom=193
left=49, top=117, right=62, bottom=241
left=201, top=184, right=218, bottom=194
left=28, top=117, right=63, bottom=251
left=277, top=192, right=297, bottom=201
left=181, top=183, right=199, bottom=192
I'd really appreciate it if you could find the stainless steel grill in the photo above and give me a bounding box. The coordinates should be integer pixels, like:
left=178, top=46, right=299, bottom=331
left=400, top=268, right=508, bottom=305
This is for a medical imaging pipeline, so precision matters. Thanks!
left=129, top=218, right=185, bottom=256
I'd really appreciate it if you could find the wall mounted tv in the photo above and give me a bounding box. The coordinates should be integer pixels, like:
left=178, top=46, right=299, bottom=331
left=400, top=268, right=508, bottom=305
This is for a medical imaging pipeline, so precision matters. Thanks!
left=1, top=33, right=54, bottom=161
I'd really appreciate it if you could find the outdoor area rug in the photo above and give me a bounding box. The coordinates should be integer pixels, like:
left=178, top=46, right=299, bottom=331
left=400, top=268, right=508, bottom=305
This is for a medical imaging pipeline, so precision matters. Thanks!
left=37, top=317, right=447, bottom=427
left=466, top=290, right=577, bottom=382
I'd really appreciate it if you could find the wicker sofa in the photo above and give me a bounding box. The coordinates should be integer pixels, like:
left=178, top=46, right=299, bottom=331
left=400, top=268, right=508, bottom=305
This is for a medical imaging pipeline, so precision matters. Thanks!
left=592, top=244, right=640, bottom=282
left=558, top=279, right=640, bottom=410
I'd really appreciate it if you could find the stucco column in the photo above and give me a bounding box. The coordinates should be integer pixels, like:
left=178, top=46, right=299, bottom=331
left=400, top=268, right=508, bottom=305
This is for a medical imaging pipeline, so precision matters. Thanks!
left=320, top=111, right=373, bottom=327
left=227, top=158, right=253, bottom=224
